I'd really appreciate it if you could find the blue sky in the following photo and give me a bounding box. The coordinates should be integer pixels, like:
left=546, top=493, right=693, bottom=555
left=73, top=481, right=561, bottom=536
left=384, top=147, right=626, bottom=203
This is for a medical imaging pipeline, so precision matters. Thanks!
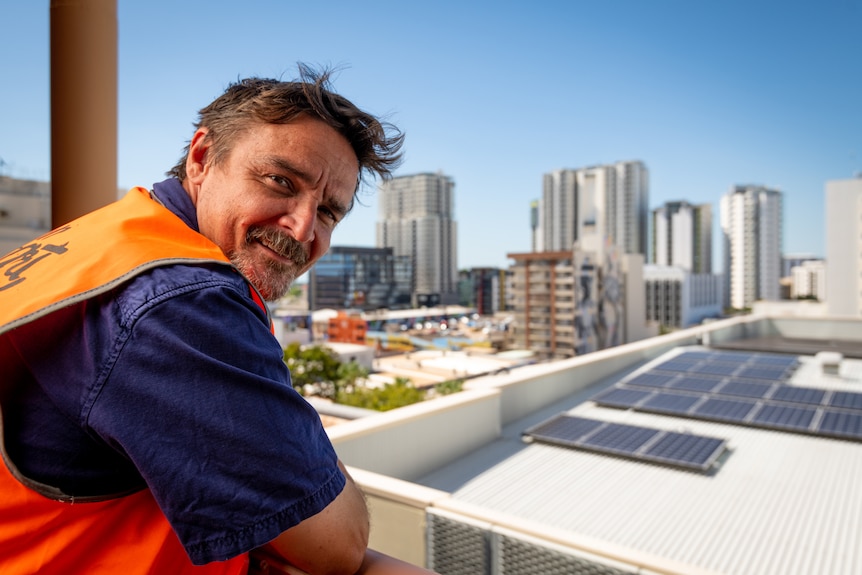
left=2, top=1, right=860, bottom=270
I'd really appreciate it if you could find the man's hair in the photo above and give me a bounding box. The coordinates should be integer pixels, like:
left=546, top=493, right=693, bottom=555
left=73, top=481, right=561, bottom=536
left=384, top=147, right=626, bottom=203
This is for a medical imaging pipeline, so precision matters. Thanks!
left=167, top=64, right=404, bottom=190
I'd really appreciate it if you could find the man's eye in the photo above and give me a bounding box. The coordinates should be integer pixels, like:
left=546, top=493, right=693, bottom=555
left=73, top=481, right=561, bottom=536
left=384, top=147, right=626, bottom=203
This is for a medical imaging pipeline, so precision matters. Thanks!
left=319, top=207, right=339, bottom=224
left=268, top=174, right=290, bottom=188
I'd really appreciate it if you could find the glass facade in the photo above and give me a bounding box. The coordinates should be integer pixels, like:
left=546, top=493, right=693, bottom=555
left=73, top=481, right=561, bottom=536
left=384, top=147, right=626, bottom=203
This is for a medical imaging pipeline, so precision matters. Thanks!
left=308, top=246, right=413, bottom=311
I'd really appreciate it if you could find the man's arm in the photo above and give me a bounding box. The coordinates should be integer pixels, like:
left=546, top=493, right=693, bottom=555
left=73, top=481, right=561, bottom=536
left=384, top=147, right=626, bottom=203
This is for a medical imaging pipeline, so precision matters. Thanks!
left=265, top=461, right=370, bottom=575
left=251, top=548, right=440, bottom=575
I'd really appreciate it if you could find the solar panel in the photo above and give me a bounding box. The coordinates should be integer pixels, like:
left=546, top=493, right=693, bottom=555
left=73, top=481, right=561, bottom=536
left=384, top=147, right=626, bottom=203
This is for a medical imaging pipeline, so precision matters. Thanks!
left=523, top=414, right=727, bottom=472
left=642, top=431, right=727, bottom=471
left=736, top=365, right=791, bottom=381
left=710, top=351, right=754, bottom=363
left=694, top=397, right=758, bottom=422
left=675, top=351, right=717, bottom=361
left=670, top=375, right=723, bottom=393
left=828, top=391, right=862, bottom=411
left=750, top=404, right=817, bottom=432
left=579, top=422, right=659, bottom=452
left=716, top=379, right=774, bottom=400
left=591, top=350, right=862, bottom=443
left=641, top=391, right=702, bottom=415
left=592, top=387, right=652, bottom=409
left=750, top=354, right=798, bottom=368
left=626, top=372, right=677, bottom=388
left=818, top=410, right=862, bottom=440
left=523, top=414, right=605, bottom=445
left=653, top=359, right=700, bottom=373
left=770, top=386, right=827, bottom=406
left=691, top=362, right=740, bottom=377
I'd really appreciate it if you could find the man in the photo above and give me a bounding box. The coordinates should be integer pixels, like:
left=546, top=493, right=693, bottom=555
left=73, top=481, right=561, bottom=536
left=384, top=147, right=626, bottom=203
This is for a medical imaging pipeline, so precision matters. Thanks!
left=0, top=67, right=430, bottom=574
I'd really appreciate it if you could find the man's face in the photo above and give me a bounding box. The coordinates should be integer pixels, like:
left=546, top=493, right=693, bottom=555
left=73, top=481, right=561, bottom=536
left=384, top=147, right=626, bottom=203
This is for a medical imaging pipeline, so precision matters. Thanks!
left=184, top=115, right=358, bottom=300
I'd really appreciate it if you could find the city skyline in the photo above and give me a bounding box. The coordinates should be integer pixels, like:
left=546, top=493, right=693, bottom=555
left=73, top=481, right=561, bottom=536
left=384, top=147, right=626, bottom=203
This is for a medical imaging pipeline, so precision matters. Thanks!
left=2, top=1, right=860, bottom=270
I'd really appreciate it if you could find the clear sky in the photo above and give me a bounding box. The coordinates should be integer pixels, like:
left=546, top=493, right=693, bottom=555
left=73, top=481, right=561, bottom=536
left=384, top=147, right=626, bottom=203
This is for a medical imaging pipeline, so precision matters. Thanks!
left=2, top=1, right=860, bottom=270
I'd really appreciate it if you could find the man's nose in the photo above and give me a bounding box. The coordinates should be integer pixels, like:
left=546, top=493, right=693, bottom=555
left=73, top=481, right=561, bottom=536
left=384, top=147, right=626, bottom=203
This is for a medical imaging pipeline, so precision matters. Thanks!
left=282, top=199, right=316, bottom=243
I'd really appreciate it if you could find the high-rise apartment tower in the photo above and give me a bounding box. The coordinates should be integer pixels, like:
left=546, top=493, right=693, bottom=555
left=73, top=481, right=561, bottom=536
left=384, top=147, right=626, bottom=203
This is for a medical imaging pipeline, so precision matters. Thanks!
left=540, top=160, right=649, bottom=256
left=652, top=200, right=712, bottom=273
left=377, top=172, right=458, bottom=306
left=720, top=185, right=782, bottom=310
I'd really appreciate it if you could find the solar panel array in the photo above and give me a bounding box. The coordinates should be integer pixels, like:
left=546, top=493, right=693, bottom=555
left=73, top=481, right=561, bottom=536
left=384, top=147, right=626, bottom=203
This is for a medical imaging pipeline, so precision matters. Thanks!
left=592, top=350, right=862, bottom=442
left=523, top=414, right=727, bottom=472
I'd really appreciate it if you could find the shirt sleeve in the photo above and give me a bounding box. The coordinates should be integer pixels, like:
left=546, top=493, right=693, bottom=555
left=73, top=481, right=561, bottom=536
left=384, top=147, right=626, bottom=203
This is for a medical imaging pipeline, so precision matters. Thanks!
left=83, top=265, right=346, bottom=564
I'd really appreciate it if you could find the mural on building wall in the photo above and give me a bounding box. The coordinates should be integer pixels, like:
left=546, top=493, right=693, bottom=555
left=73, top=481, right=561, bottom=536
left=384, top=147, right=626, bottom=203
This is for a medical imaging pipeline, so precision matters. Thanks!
left=598, top=239, right=623, bottom=348
left=573, top=253, right=599, bottom=355
left=574, top=238, right=624, bottom=354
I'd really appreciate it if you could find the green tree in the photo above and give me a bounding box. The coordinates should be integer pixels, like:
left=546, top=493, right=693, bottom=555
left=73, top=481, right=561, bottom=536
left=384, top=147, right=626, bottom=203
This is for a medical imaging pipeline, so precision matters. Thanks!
left=287, top=284, right=304, bottom=299
left=336, top=377, right=425, bottom=411
left=433, top=379, right=464, bottom=396
left=283, top=343, right=343, bottom=399
left=336, top=360, right=370, bottom=393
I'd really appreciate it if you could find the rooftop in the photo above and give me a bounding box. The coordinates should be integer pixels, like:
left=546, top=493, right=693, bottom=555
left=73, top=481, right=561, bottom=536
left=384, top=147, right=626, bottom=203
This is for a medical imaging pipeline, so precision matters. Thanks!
left=327, top=312, right=862, bottom=574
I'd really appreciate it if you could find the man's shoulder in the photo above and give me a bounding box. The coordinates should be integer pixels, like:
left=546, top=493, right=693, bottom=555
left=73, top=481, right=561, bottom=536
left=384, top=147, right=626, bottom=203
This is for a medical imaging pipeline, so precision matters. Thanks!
left=111, top=263, right=253, bottom=321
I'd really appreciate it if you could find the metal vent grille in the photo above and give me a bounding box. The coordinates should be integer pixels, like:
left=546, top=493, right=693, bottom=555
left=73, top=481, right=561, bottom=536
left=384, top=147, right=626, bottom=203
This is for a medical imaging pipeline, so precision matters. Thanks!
left=496, top=534, right=635, bottom=575
left=427, top=511, right=490, bottom=575
left=427, top=509, right=637, bottom=575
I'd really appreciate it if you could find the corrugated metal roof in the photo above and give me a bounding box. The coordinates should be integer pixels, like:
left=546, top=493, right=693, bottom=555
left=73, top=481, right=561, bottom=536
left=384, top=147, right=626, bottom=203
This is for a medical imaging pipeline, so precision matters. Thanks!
left=446, top=348, right=862, bottom=575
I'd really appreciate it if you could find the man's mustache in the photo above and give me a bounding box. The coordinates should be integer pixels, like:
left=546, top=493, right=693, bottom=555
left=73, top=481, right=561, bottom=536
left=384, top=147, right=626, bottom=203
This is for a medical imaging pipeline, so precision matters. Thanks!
left=247, top=227, right=309, bottom=268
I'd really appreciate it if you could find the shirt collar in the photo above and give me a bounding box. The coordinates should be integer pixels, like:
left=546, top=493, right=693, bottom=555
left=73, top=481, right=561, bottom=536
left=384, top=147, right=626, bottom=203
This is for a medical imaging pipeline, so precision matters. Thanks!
left=151, top=178, right=199, bottom=232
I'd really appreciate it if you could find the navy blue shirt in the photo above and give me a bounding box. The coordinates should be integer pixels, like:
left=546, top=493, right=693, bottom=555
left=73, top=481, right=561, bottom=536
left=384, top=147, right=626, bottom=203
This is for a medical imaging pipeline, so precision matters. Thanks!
left=5, top=178, right=345, bottom=564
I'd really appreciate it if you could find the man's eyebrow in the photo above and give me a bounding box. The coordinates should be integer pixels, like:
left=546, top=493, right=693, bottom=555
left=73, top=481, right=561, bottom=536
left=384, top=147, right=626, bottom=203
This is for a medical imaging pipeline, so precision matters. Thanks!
left=265, top=156, right=316, bottom=185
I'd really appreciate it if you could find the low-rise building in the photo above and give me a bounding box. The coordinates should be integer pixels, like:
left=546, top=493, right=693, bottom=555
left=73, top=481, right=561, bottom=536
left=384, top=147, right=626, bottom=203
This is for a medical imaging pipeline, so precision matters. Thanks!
left=645, top=264, right=723, bottom=328
left=790, top=259, right=826, bottom=300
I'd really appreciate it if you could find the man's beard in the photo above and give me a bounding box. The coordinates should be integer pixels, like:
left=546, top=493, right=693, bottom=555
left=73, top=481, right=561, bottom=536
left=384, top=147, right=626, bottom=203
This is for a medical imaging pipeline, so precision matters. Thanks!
left=230, top=226, right=309, bottom=301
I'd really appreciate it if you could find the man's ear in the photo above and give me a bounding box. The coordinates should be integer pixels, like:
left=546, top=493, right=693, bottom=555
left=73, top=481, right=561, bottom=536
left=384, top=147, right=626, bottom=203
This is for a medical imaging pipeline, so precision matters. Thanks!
left=185, top=128, right=211, bottom=184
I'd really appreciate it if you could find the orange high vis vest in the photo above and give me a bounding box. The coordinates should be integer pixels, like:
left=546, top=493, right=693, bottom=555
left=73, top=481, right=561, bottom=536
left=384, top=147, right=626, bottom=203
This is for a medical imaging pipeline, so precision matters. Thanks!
left=0, top=188, right=255, bottom=575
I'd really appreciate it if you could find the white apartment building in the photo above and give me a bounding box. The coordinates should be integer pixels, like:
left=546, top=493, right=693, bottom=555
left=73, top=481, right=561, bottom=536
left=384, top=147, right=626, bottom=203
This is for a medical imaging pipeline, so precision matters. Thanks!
left=790, top=259, right=826, bottom=300
left=376, top=172, right=458, bottom=306
left=644, top=264, right=723, bottom=328
left=826, top=177, right=862, bottom=315
left=652, top=200, right=712, bottom=273
left=540, top=160, right=649, bottom=256
left=720, top=185, right=782, bottom=310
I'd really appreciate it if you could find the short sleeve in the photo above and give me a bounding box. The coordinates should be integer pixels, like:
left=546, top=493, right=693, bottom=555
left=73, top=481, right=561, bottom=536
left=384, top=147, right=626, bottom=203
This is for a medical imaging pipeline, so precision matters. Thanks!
left=83, top=265, right=345, bottom=564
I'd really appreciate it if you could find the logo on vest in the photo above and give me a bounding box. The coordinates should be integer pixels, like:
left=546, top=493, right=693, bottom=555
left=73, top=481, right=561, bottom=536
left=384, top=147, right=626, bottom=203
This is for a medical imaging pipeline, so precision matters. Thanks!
left=0, top=226, right=71, bottom=292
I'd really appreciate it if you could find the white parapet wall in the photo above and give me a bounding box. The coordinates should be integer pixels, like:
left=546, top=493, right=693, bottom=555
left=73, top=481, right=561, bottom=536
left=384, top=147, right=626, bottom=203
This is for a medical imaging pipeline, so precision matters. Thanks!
left=328, top=387, right=502, bottom=481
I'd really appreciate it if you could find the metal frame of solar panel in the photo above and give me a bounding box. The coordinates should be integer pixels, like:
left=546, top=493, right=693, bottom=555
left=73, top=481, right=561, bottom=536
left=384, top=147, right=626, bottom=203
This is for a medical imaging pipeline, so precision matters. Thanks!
left=523, top=414, right=727, bottom=472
